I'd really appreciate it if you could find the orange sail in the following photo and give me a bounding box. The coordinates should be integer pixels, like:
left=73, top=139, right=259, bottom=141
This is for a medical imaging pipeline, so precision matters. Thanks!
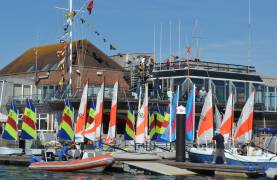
left=105, top=81, right=118, bottom=144
left=74, top=82, right=88, bottom=143
left=83, top=83, right=104, bottom=141
left=197, top=89, right=213, bottom=145
left=233, top=91, right=255, bottom=143
left=220, top=93, right=234, bottom=141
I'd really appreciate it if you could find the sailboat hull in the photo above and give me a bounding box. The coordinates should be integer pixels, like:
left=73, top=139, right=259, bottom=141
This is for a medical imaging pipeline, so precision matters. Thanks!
left=29, top=154, right=114, bottom=172
left=189, top=147, right=277, bottom=170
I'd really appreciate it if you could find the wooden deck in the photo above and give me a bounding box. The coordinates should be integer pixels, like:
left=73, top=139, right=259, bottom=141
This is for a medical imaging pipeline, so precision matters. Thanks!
left=123, top=161, right=196, bottom=176
left=162, top=161, right=264, bottom=177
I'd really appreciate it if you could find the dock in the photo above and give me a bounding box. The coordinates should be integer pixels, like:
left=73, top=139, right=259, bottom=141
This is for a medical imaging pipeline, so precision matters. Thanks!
left=123, top=161, right=196, bottom=176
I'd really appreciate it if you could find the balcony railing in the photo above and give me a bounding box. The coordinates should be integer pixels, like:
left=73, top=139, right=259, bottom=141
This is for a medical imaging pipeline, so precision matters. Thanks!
left=153, top=60, right=256, bottom=74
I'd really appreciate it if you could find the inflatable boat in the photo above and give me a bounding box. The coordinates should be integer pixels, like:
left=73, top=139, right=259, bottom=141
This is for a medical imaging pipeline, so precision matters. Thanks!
left=29, top=154, right=114, bottom=172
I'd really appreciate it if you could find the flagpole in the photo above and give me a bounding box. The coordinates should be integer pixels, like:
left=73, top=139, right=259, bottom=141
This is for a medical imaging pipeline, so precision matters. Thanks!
left=68, top=0, right=73, bottom=97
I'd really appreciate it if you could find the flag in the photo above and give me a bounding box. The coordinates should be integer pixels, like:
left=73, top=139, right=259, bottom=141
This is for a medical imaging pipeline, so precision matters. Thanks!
left=57, top=99, right=74, bottom=141
left=185, top=85, right=195, bottom=142
left=2, top=102, right=18, bottom=140
left=155, top=105, right=164, bottom=135
left=21, top=99, right=37, bottom=140
left=87, top=1, right=94, bottom=15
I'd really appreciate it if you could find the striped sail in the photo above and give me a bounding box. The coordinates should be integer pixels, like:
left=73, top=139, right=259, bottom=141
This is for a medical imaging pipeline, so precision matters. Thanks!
left=83, top=83, right=104, bottom=141
left=155, top=105, right=164, bottom=136
left=86, top=100, right=96, bottom=128
left=135, top=84, right=148, bottom=144
left=75, top=82, right=88, bottom=143
left=233, top=91, right=255, bottom=144
left=185, top=85, right=195, bottom=142
left=105, top=81, right=118, bottom=144
left=159, top=105, right=170, bottom=136
left=58, top=99, right=74, bottom=141
left=149, top=107, right=156, bottom=140
left=124, top=107, right=135, bottom=140
left=220, top=93, right=233, bottom=141
left=2, top=101, right=18, bottom=140
left=21, top=99, right=37, bottom=140
left=197, top=89, right=213, bottom=145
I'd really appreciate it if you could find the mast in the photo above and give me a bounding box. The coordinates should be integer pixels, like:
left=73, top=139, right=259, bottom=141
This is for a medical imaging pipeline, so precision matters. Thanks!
left=159, top=23, right=163, bottom=67
left=169, top=21, right=172, bottom=63
left=248, top=0, right=251, bottom=66
left=68, top=0, right=73, bottom=96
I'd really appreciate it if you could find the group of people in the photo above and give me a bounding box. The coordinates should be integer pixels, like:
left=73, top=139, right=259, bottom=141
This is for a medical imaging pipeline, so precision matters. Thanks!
left=57, top=142, right=85, bottom=161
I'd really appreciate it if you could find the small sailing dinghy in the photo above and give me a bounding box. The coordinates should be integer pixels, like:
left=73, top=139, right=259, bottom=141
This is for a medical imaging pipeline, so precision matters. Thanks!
left=29, top=154, right=114, bottom=172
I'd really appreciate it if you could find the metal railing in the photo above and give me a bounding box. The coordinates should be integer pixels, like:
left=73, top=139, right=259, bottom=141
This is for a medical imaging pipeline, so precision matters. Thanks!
left=153, top=60, right=256, bottom=74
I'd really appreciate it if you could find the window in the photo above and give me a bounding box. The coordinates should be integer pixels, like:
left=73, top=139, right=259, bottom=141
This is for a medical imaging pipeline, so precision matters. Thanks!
left=23, top=85, right=31, bottom=98
left=13, top=84, right=22, bottom=100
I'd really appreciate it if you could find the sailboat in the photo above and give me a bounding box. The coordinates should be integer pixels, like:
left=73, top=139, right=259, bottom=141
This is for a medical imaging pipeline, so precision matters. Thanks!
left=30, top=83, right=114, bottom=172
left=0, top=101, right=23, bottom=155
left=188, top=91, right=277, bottom=170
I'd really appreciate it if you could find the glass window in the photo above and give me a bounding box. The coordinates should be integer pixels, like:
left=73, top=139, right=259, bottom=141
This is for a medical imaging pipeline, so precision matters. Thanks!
left=23, top=85, right=31, bottom=97
left=233, top=82, right=246, bottom=103
left=212, top=80, right=225, bottom=103
left=13, top=84, right=22, bottom=100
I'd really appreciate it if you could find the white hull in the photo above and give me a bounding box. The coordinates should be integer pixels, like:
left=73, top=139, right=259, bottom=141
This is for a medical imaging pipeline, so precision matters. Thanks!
left=0, top=147, right=23, bottom=155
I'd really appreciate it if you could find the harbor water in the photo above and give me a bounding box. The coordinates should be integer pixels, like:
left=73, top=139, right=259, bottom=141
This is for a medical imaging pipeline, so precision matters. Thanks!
left=0, top=165, right=266, bottom=180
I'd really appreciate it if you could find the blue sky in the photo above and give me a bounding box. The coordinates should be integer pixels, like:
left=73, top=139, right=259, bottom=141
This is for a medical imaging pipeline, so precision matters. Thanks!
left=1, top=0, right=277, bottom=75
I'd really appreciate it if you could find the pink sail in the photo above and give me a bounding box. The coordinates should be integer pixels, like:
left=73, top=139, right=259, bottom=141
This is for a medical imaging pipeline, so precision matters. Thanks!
left=75, top=82, right=88, bottom=143
left=233, top=91, right=255, bottom=144
left=105, top=81, right=118, bottom=144
left=83, top=83, right=104, bottom=141
left=220, top=93, right=234, bottom=141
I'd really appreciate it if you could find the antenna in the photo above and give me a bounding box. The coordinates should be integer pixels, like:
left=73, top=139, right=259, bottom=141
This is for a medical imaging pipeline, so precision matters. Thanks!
left=169, top=21, right=172, bottom=63
left=159, top=23, right=163, bottom=66
left=193, top=19, right=200, bottom=62
left=154, top=24, right=156, bottom=62
left=248, top=0, right=251, bottom=65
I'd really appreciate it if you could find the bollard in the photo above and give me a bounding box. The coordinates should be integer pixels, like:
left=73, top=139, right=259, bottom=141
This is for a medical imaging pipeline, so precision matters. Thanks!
left=176, top=105, right=186, bottom=162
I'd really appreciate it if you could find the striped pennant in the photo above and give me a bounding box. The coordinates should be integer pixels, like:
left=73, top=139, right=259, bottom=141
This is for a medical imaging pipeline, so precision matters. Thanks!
left=2, top=101, right=18, bottom=141
left=58, top=99, right=74, bottom=141
left=21, top=99, right=37, bottom=140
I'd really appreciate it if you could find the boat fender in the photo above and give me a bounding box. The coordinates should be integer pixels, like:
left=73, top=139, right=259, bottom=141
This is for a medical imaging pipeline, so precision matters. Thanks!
left=31, top=156, right=42, bottom=163
left=246, top=166, right=256, bottom=171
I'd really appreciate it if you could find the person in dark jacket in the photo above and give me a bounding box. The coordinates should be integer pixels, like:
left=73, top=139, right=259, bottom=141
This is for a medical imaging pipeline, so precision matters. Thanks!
left=212, top=129, right=227, bottom=164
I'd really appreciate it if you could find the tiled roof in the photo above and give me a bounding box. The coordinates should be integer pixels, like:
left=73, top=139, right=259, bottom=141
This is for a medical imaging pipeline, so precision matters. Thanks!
left=0, top=39, right=122, bottom=75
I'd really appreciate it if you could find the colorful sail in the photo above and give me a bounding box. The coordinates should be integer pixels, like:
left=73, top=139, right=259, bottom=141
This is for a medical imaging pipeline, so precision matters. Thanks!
left=2, top=101, right=18, bottom=140
left=161, top=86, right=179, bottom=142
left=220, top=93, right=234, bottom=141
left=197, top=89, right=213, bottom=145
left=58, top=99, right=74, bottom=141
left=21, top=99, right=37, bottom=140
left=214, top=104, right=222, bottom=130
left=105, top=81, right=118, bottom=144
left=75, top=82, right=88, bottom=143
left=135, top=84, right=148, bottom=144
left=124, top=106, right=135, bottom=140
left=149, top=106, right=156, bottom=140
left=155, top=105, right=164, bottom=135
left=233, top=91, right=255, bottom=143
left=86, top=100, right=96, bottom=128
left=83, top=83, right=104, bottom=141
left=185, top=85, right=195, bottom=142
